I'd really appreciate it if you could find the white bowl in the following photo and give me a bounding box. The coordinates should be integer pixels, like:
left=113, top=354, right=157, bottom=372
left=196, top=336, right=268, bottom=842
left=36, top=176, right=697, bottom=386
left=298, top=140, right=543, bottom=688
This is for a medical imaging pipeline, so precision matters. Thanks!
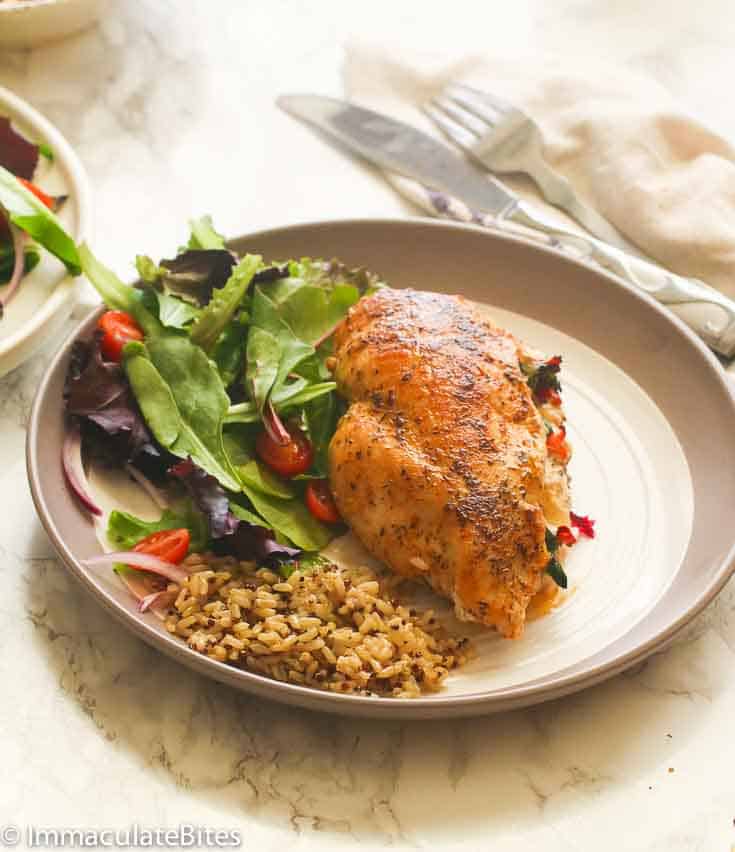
left=0, top=0, right=102, bottom=49
left=0, top=85, right=91, bottom=377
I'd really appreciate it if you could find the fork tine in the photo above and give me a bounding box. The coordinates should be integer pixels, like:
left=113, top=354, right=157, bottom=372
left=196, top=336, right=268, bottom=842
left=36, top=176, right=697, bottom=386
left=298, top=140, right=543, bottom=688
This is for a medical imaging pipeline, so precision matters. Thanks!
left=422, top=102, right=477, bottom=151
left=432, top=94, right=487, bottom=138
left=446, top=82, right=514, bottom=116
left=442, top=86, right=505, bottom=129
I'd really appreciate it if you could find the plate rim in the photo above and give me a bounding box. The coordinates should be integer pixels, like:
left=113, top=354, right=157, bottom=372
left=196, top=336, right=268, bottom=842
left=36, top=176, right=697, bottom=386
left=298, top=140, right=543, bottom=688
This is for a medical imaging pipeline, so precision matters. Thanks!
left=26, top=216, right=735, bottom=719
left=0, top=84, right=92, bottom=367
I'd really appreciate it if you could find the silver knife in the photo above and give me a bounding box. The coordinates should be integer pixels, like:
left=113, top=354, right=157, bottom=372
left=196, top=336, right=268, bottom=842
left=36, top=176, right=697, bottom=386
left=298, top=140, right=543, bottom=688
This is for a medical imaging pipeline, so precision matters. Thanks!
left=278, top=94, right=735, bottom=358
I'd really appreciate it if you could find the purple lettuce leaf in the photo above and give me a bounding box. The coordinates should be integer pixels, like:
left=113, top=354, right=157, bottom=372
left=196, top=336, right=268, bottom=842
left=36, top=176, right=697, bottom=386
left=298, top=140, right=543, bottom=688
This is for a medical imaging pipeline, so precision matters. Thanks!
left=219, top=520, right=301, bottom=564
left=64, top=334, right=170, bottom=476
left=0, top=117, right=39, bottom=180
left=159, top=249, right=237, bottom=306
left=168, top=458, right=240, bottom=539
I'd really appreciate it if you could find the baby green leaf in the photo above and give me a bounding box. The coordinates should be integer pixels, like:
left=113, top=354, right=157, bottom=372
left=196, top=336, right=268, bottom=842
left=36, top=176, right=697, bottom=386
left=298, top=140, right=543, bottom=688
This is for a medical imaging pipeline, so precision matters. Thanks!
left=187, top=215, right=226, bottom=250
left=189, top=253, right=261, bottom=353
left=211, top=322, right=247, bottom=387
left=135, top=254, right=162, bottom=284
left=236, top=460, right=295, bottom=500
left=273, top=380, right=337, bottom=409
left=250, top=286, right=314, bottom=390
left=246, top=325, right=281, bottom=416
left=223, top=401, right=259, bottom=425
left=152, top=290, right=200, bottom=329
left=123, top=339, right=241, bottom=492
left=230, top=502, right=270, bottom=529
left=0, top=165, right=80, bottom=274
left=79, top=245, right=161, bottom=337
left=240, top=483, right=331, bottom=551
left=108, top=503, right=208, bottom=552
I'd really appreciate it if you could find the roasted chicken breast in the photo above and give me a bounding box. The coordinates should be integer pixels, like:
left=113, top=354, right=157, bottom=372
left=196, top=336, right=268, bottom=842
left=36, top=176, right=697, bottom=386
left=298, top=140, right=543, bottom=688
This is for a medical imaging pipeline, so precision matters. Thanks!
left=328, top=288, right=571, bottom=638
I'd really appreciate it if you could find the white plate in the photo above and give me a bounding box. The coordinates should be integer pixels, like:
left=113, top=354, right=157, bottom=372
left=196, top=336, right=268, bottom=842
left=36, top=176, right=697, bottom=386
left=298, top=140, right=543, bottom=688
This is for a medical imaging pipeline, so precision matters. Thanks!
left=0, top=85, right=91, bottom=377
left=27, top=219, right=735, bottom=718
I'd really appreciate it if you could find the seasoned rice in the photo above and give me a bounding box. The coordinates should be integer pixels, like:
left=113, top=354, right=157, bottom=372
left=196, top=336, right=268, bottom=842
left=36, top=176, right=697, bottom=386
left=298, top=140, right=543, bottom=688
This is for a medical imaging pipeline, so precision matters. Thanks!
left=162, top=553, right=470, bottom=698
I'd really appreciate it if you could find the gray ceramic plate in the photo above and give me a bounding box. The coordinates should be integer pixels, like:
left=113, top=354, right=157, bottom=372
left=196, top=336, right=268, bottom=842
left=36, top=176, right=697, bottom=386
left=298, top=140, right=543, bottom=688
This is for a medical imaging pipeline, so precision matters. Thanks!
left=26, top=218, right=735, bottom=719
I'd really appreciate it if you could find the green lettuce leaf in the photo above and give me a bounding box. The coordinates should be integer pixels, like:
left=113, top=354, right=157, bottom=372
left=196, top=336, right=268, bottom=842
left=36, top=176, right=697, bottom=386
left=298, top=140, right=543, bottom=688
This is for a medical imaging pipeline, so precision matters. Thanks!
left=151, top=290, right=200, bottom=329
left=0, top=165, right=80, bottom=274
left=240, top=483, right=331, bottom=550
left=124, top=339, right=241, bottom=492
left=236, top=459, right=295, bottom=499
left=187, top=215, right=227, bottom=250
left=107, top=503, right=208, bottom=552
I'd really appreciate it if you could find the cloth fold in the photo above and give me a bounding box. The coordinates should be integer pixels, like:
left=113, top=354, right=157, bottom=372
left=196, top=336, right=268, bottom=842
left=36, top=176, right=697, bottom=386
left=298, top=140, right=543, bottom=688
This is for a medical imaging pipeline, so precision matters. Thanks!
left=344, top=45, right=735, bottom=299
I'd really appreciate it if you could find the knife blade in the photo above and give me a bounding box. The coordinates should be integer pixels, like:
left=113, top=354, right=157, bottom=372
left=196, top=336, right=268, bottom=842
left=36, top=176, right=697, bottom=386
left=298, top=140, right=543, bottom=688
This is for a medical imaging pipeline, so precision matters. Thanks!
left=278, top=93, right=735, bottom=357
left=277, top=94, right=521, bottom=220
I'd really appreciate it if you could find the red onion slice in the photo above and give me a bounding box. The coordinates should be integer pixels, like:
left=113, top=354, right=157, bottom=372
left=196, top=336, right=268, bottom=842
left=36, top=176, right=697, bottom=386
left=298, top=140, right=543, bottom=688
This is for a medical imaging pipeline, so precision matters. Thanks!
left=0, top=224, right=26, bottom=315
left=124, top=463, right=169, bottom=509
left=263, top=398, right=290, bottom=446
left=62, top=422, right=102, bottom=516
left=83, top=551, right=188, bottom=584
left=139, top=589, right=178, bottom=615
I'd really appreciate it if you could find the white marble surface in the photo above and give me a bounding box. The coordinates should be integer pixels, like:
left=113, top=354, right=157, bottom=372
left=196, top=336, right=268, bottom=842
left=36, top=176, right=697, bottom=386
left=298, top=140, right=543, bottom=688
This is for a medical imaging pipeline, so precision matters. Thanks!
left=2, top=2, right=735, bottom=850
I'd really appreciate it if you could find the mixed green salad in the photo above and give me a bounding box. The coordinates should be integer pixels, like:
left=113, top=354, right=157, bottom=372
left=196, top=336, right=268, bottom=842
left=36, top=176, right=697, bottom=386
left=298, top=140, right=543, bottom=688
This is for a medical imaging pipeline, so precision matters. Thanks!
left=62, top=216, right=384, bottom=606
left=0, top=116, right=78, bottom=316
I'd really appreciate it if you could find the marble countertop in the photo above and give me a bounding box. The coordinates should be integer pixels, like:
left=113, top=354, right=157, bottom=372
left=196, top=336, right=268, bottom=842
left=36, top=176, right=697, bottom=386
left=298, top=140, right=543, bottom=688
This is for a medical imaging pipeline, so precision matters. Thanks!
left=2, top=2, right=735, bottom=850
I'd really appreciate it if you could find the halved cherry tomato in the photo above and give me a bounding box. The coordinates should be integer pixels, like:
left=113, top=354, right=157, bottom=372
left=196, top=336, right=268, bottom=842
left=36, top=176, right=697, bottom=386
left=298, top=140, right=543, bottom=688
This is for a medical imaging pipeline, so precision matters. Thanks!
left=256, top=424, right=313, bottom=477
left=555, top=525, right=577, bottom=547
left=133, top=528, right=190, bottom=564
left=305, top=479, right=341, bottom=524
left=547, top=426, right=571, bottom=463
left=98, top=310, right=144, bottom=362
left=18, top=177, right=54, bottom=209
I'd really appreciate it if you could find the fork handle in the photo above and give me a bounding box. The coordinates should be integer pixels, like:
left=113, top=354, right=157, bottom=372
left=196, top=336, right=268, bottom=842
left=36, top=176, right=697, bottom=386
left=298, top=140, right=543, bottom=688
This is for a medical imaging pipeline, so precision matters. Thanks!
left=530, top=158, right=641, bottom=254
left=508, top=199, right=735, bottom=357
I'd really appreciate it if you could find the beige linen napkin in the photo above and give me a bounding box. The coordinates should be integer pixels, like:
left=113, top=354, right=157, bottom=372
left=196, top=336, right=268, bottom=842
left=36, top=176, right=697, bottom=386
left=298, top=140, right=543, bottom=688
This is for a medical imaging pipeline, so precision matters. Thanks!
left=344, top=46, right=735, bottom=300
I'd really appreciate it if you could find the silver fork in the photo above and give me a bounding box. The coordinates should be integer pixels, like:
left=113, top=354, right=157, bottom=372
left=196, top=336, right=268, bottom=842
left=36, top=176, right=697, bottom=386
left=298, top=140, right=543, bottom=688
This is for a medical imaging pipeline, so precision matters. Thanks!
left=424, top=83, right=638, bottom=253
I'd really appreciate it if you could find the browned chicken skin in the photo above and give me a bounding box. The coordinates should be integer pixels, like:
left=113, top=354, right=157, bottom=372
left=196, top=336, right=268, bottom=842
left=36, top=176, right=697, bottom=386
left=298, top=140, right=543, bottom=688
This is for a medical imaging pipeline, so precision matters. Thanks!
left=328, top=288, right=570, bottom=639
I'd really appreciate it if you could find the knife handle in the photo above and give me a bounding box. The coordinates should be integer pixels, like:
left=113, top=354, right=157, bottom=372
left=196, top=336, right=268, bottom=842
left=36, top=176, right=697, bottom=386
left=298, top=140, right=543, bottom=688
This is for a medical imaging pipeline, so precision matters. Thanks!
left=508, top=200, right=735, bottom=358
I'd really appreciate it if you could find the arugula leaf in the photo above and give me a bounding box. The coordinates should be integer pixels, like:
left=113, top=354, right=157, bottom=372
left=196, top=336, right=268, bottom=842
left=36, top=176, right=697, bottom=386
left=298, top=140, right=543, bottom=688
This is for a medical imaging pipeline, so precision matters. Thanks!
left=0, top=165, right=80, bottom=274
left=240, top=483, right=331, bottom=550
left=107, top=503, right=208, bottom=552
left=123, top=339, right=241, bottom=492
left=236, top=459, right=295, bottom=499
left=189, top=253, right=261, bottom=353
left=187, top=215, right=226, bottom=250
